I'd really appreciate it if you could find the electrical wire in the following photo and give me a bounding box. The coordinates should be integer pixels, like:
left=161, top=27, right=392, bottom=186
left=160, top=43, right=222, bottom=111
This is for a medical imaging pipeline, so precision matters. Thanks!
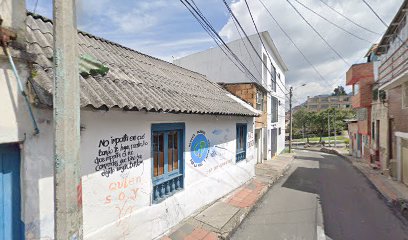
left=293, top=0, right=372, bottom=44
left=180, top=0, right=261, bottom=87
left=243, top=0, right=289, bottom=93
left=33, top=0, right=39, bottom=14
left=229, top=7, right=263, bottom=80
left=361, top=0, right=389, bottom=27
left=221, top=0, right=290, bottom=97
left=286, top=0, right=349, bottom=66
left=257, top=0, right=327, bottom=84
left=318, top=0, right=381, bottom=35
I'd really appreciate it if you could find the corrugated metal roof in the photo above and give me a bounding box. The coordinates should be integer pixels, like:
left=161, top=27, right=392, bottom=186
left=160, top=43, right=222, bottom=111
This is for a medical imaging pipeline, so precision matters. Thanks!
left=25, top=13, right=258, bottom=117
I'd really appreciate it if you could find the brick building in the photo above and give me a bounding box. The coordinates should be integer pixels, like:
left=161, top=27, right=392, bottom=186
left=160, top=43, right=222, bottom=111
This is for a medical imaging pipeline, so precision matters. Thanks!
left=374, top=0, right=408, bottom=185
left=345, top=46, right=376, bottom=161
left=221, top=83, right=268, bottom=130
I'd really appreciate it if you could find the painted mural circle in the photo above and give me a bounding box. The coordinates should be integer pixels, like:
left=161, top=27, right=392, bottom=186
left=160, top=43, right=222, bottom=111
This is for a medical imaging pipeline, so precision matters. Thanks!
left=190, top=133, right=210, bottom=164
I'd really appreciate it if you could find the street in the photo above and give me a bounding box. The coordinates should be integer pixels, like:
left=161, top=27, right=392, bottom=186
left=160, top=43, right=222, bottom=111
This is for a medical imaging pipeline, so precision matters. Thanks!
left=232, top=150, right=408, bottom=240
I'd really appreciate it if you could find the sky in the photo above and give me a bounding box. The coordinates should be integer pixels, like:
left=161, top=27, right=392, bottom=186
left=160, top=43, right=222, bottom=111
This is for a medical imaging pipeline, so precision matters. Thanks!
left=26, top=0, right=403, bottom=106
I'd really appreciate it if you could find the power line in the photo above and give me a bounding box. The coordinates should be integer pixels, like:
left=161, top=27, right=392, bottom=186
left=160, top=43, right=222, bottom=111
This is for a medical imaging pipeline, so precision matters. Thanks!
left=361, top=0, right=408, bottom=50
left=229, top=7, right=263, bottom=80
left=244, top=0, right=289, bottom=93
left=293, top=0, right=372, bottom=44
left=221, top=0, right=289, bottom=97
left=33, top=0, right=39, bottom=14
left=257, top=0, right=327, bottom=83
left=180, top=0, right=267, bottom=90
left=286, top=0, right=349, bottom=66
left=361, top=0, right=389, bottom=27
left=318, top=0, right=381, bottom=35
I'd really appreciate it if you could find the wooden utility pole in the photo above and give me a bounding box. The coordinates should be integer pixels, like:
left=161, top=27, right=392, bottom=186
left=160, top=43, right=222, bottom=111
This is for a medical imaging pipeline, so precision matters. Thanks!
left=53, top=0, right=82, bottom=239
left=289, top=86, right=293, bottom=153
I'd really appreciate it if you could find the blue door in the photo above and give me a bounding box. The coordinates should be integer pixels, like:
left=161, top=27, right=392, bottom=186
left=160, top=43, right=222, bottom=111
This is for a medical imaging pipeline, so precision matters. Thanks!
left=0, top=144, right=24, bottom=240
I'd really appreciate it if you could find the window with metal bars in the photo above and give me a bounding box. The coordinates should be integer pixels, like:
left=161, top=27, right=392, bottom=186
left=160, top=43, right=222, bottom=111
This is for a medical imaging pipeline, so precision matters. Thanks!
left=236, top=123, right=247, bottom=162
left=151, top=123, right=184, bottom=203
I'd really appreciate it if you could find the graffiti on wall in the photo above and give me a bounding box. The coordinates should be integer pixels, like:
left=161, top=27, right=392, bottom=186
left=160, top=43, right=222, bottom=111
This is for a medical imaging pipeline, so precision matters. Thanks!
left=189, top=130, right=210, bottom=167
left=94, top=133, right=148, bottom=177
left=104, top=175, right=142, bottom=239
left=206, top=159, right=232, bottom=175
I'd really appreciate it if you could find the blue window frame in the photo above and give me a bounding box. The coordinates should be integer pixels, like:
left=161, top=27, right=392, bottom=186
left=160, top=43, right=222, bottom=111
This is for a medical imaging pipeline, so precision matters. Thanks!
left=151, top=123, right=185, bottom=203
left=236, top=123, right=247, bottom=162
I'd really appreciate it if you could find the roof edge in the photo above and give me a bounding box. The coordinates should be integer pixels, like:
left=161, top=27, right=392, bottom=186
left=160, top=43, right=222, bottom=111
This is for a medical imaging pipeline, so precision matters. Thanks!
left=260, top=31, right=289, bottom=72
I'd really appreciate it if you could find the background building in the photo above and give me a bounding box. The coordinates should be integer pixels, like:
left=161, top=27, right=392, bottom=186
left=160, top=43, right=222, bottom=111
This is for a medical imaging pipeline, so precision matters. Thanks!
left=305, top=94, right=351, bottom=112
left=174, top=31, right=287, bottom=161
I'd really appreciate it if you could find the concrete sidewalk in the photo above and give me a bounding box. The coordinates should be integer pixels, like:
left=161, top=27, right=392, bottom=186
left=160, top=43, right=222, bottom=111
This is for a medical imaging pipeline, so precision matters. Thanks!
left=160, top=154, right=294, bottom=240
left=318, top=147, right=408, bottom=219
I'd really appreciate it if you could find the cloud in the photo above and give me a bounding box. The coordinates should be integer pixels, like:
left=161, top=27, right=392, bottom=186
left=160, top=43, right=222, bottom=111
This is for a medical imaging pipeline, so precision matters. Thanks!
left=218, top=0, right=403, bottom=104
left=25, top=0, right=404, bottom=106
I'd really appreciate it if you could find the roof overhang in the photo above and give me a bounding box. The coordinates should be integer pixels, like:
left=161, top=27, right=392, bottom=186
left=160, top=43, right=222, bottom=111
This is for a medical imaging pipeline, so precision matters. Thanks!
left=379, top=69, right=408, bottom=90
left=376, top=1, right=408, bottom=55
left=227, top=93, right=261, bottom=117
left=261, top=31, right=289, bottom=72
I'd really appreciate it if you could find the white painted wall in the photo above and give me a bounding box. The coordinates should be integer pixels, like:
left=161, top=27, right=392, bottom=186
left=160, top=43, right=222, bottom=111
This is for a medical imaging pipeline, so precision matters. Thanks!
left=261, top=44, right=287, bottom=158
left=174, top=33, right=287, bottom=158
left=174, top=34, right=262, bottom=85
left=20, top=109, right=256, bottom=240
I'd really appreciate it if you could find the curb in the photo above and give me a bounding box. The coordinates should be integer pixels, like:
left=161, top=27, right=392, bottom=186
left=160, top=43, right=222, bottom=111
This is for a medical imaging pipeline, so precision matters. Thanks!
left=220, top=158, right=294, bottom=239
left=315, top=196, right=326, bottom=240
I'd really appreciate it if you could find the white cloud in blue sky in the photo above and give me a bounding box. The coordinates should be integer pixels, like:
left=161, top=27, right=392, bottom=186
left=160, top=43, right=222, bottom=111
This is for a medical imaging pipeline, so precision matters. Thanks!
left=26, top=0, right=403, bottom=105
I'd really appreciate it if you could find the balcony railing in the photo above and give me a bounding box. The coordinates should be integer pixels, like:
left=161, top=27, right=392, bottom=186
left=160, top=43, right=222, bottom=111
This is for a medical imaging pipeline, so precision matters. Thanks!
left=378, top=38, right=408, bottom=82
left=153, top=174, right=183, bottom=203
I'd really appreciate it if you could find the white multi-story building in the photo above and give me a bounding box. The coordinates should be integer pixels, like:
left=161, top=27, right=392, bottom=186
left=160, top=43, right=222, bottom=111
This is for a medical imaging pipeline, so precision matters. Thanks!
left=174, top=31, right=288, bottom=161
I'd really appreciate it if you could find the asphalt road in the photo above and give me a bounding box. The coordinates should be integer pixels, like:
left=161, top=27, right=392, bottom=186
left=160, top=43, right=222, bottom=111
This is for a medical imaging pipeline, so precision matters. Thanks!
left=232, top=150, right=408, bottom=240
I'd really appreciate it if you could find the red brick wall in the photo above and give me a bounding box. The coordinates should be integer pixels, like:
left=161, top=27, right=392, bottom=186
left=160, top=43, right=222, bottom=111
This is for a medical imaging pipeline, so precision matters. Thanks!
left=389, top=86, right=408, bottom=133
left=223, top=83, right=267, bottom=129
left=346, top=62, right=374, bottom=85
left=388, top=86, right=408, bottom=159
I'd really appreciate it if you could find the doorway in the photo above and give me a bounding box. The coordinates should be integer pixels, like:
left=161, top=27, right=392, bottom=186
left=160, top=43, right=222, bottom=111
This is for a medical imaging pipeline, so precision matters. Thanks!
left=255, top=129, right=262, bottom=163
left=271, top=128, right=278, bottom=158
left=0, top=143, right=23, bottom=240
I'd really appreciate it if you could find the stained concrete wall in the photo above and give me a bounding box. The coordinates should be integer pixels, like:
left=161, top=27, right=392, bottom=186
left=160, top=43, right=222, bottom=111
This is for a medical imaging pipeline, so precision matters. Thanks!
left=0, top=56, right=34, bottom=144
left=19, top=109, right=256, bottom=240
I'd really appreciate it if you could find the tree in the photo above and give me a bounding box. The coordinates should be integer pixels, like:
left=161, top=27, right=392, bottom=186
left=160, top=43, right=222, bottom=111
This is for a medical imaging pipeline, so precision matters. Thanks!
left=332, top=86, right=347, bottom=96
left=293, top=108, right=309, bottom=142
left=292, top=107, right=355, bottom=143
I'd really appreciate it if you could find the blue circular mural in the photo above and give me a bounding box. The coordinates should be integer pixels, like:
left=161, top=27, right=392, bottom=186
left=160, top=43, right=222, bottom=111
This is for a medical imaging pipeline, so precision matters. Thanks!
left=190, top=133, right=210, bottom=164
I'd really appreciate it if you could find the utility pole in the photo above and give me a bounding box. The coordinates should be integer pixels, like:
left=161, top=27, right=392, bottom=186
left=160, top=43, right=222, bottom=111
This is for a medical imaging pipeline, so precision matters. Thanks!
left=327, top=111, right=330, bottom=147
left=53, top=0, right=82, bottom=239
left=289, top=86, right=293, bottom=153
left=334, top=108, right=337, bottom=148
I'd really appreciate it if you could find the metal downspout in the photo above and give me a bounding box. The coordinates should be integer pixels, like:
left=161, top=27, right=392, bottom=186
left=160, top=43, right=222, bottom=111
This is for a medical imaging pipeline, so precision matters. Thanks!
left=4, top=46, right=40, bottom=135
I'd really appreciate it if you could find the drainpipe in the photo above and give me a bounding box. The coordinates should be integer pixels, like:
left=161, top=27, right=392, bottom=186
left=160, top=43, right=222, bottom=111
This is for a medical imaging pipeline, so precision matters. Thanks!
left=1, top=21, right=40, bottom=135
